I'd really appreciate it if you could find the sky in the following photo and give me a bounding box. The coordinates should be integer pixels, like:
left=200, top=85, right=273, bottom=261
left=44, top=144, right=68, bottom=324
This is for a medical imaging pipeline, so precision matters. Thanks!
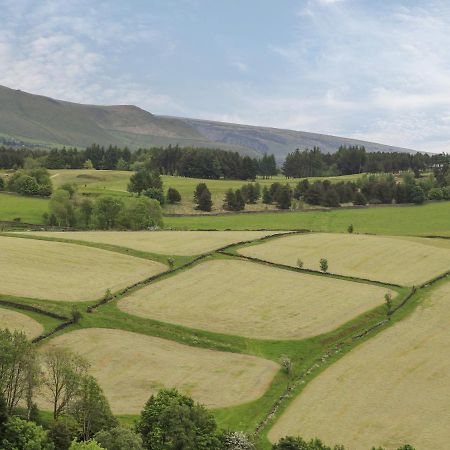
left=1, top=0, right=450, bottom=152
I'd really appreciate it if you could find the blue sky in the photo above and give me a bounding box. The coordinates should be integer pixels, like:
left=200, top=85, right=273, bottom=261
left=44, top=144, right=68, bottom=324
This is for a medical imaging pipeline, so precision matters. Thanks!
left=1, top=0, right=450, bottom=152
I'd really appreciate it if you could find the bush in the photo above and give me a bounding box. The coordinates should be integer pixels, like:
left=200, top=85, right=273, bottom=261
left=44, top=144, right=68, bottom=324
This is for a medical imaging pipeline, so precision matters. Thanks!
left=320, top=258, right=328, bottom=273
left=95, top=426, right=143, bottom=450
left=167, top=187, right=181, bottom=204
left=0, top=176, right=4, bottom=190
left=428, top=187, right=443, bottom=200
left=1, top=416, right=54, bottom=450
left=353, top=191, right=367, bottom=205
left=275, top=185, right=292, bottom=209
left=143, top=188, right=165, bottom=205
left=409, top=185, right=426, bottom=204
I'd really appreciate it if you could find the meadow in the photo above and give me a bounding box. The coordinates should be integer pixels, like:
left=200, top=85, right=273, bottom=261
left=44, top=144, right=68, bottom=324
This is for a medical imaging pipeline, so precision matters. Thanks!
left=0, top=308, right=44, bottom=338
left=1, top=207, right=449, bottom=449
left=268, top=280, right=450, bottom=450
left=0, top=235, right=165, bottom=301
left=22, top=230, right=281, bottom=256
left=239, top=233, right=450, bottom=285
left=118, top=258, right=393, bottom=340
left=41, top=328, right=278, bottom=414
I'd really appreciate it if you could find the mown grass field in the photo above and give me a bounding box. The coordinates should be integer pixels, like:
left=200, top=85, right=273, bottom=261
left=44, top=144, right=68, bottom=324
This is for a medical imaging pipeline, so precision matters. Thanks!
left=268, top=280, right=450, bottom=450
left=2, top=223, right=449, bottom=449
left=119, top=258, right=393, bottom=340
left=239, top=233, right=450, bottom=285
left=0, top=235, right=165, bottom=301
left=40, top=328, right=279, bottom=414
left=0, top=308, right=44, bottom=338
left=22, top=230, right=281, bottom=256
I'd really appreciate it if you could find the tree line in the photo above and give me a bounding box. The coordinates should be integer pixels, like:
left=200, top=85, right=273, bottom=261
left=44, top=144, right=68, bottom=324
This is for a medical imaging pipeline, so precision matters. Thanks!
left=282, top=146, right=449, bottom=178
left=0, top=327, right=417, bottom=450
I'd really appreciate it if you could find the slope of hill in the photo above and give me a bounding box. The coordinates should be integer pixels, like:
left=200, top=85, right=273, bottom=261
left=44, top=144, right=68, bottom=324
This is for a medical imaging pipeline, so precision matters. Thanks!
left=0, top=85, right=415, bottom=158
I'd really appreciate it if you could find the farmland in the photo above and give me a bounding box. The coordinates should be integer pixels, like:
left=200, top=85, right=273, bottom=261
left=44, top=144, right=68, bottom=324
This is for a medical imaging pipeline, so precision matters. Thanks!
left=21, top=230, right=281, bottom=256
left=41, top=328, right=278, bottom=414
left=119, top=258, right=393, bottom=340
left=239, top=233, right=450, bottom=285
left=0, top=308, right=43, bottom=338
left=1, top=212, right=449, bottom=449
left=0, top=235, right=165, bottom=301
left=268, top=280, right=450, bottom=450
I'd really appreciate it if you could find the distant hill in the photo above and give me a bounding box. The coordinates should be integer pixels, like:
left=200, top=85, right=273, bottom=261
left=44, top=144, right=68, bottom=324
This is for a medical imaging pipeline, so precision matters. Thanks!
left=0, top=85, right=415, bottom=159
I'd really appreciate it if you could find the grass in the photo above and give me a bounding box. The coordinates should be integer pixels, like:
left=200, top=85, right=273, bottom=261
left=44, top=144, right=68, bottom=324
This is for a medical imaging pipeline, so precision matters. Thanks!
left=0, top=192, right=48, bottom=223
left=165, top=201, right=450, bottom=235
left=118, top=258, right=395, bottom=340
left=39, top=327, right=279, bottom=414
left=239, top=233, right=450, bottom=286
left=48, top=169, right=363, bottom=214
left=0, top=307, right=44, bottom=338
left=267, top=279, right=450, bottom=450
left=0, top=235, right=166, bottom=301
left=0, top=226, right=440, bottom=448
left=21, top=230, right=282, bottom=256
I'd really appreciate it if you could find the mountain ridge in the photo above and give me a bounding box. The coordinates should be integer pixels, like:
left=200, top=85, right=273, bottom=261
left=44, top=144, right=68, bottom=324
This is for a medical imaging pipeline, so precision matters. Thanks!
left=0, top=85, right=416, bottom=158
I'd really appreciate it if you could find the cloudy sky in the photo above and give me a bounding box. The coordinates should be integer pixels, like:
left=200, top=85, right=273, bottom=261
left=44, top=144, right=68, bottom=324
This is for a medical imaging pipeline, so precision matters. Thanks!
left=1, top=0, right=450, bottom=152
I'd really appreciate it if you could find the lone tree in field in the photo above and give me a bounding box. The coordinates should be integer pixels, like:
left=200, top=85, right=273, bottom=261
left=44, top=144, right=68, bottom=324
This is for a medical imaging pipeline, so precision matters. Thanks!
left=167, top=257, right=175, bottom=270
left=297, top=258, right=304, bottom=269
left=385, top=292, right=393, bottom=316
left=167, top=187, right=181, bottom=204
left=347, top=224, right=354, bottom=233
left=319, top=258, right=328, bottom=273
left=194, top=183, right=213, bottom=211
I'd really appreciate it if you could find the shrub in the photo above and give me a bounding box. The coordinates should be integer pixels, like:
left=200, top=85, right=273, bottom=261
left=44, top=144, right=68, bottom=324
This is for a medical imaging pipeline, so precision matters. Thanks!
left=409, top=185, right=426, bottom=204
left=297, top=258, right=304, bottom=269
left=320, top=258, right=328, bottom=273
left=143, top=188, right=165, bottom=205
left=347, top=224, right=354, bottom=233
left=428, top=187, right=443, bottom=200
left=195, top=184, right=213, bottom=211
left=353, top=191, right=367, bottom=205
left=167, top=187, right=181, bottom=204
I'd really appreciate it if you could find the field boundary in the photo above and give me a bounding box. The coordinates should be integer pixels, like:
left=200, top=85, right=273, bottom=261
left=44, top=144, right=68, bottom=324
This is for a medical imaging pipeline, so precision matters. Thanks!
left=219, top=250, right=402, bottom=289
left=257, top=271, right=450, bottom=439
left=0, top=299, right=69, bottom=321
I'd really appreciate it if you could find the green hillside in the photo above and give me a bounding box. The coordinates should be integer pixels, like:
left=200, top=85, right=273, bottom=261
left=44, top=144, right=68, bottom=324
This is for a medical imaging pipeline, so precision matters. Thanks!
left=0, top=84, right=415, bottom=158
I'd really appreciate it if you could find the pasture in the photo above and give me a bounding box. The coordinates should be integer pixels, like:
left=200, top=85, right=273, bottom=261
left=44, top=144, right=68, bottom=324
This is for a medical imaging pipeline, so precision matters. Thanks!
left=268, top=281, right=450, bottom=450
left=0, top=308, right=43, bottom=338
left=41, top=328, right=279, bottom=414
left=165, top=201, right=450, bottom=235
left=0, top=235, right=165, bottom=301
left=118, top=259, right=392, bottom=340
left=0, top=192, right=48, bottom=223
left=21, top=230, right=281, bottom=256
left=239, top=233, right=450, bottom=285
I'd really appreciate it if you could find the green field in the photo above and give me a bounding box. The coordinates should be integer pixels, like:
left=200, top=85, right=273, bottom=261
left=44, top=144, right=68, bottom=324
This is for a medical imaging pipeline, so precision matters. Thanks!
left=165, top=201, right=450, bottom=236
left=0, top=192, right=49, bottom=223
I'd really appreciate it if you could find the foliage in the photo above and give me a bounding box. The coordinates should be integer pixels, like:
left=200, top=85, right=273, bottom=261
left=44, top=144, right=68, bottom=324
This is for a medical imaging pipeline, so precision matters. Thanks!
left=42, top=347, right=89, bottom=419
left=48, top=189, right=76, bottom=227
left=69, top=439, right=105, bottom=450
left=296, top=258, right=304, bottom=269
left=7, top=167, right=53, bottom=196
left=166, top=187, right=181, bottom=204
left=220, top=431, right=255, bottom=450
left=136, top=388, right=221, bottom=450
left=0, top=329, right=38, bottom=414
left=347, top=224, right=354, bottom=233
left=223, top=189, right=245, bottom=211
left=194, top=183, right=213, bottom=211
left=70, top=375, right=117, bottom=440
left=128, top=169, right=162, bottom=196
left=272, top=436, right=345, bottom=450
left=94, top=426, right=144, bottom=450
left=143, top=188, right=165, bottom=205
left=275, top=185, right=293, bottom=209
left=94, top=196, right=124, bottom=229
left=49, top=415, right=79, bottom=450
left=320, top=258, right=328, bottom=273
left=0, top=416, right=54, bottom=450
left=118, top=197, right=163, bottom=230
